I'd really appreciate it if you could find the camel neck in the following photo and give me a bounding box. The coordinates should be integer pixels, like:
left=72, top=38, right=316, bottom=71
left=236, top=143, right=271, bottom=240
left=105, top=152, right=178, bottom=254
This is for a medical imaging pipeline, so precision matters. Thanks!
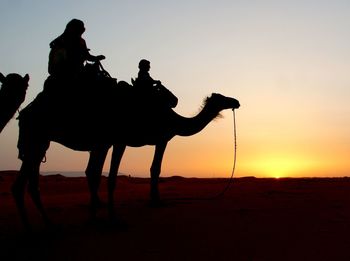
left=175, top=104, right=219, bottom=137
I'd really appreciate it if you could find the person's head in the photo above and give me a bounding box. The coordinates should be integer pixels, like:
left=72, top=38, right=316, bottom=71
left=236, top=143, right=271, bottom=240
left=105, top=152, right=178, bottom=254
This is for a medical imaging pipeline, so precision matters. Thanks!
left=139, top=59, right=151, bottom=71
left=64, top=19, right=85, bottom=37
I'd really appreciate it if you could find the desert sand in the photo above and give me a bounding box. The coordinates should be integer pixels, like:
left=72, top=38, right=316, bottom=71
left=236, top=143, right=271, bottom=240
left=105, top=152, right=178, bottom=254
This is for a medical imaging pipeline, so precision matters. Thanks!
left=1, top=170, right=350, bottom=261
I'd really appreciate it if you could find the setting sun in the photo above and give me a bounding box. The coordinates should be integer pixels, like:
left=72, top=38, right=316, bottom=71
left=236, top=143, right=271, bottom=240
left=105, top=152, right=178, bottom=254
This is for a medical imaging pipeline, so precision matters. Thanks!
left=242, top=155, right=318, bottom=178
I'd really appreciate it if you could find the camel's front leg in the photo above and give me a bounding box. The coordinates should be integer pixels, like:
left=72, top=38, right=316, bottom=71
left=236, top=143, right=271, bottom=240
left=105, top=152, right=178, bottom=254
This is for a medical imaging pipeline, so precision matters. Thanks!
left=150, top=142, right=167, bottom=204
left=108, top=144, right=126, bottom=219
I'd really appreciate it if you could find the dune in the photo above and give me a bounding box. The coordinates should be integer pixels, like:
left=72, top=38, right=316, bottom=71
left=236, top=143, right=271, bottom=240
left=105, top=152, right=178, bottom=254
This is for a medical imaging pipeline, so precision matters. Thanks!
left=1, top=170, right=350, bottom=260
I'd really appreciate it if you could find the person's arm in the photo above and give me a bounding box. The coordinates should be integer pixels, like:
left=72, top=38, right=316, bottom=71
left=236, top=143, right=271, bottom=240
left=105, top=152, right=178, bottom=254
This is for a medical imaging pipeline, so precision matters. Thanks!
left=82, top=39, right=105, bottom=62
left=87, top=53, right=105, bottom=62
left=147, top=73, right=161, bottom=85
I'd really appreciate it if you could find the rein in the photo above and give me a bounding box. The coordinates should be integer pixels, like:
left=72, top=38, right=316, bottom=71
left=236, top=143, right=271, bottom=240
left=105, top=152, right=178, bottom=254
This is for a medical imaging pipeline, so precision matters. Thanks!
left=170, top=109, right=238, bottom=201
left=209, top=109, right=237, bottom=199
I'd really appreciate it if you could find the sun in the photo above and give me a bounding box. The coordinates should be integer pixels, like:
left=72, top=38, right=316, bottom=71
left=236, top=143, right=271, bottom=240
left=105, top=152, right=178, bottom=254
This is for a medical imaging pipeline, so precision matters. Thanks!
left=247, top=155, right=314, bottom=178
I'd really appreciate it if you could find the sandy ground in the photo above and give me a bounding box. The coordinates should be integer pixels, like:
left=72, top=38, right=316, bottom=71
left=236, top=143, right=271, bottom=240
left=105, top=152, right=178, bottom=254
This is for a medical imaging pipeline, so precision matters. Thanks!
left=1, top=170, right=350, bottom=261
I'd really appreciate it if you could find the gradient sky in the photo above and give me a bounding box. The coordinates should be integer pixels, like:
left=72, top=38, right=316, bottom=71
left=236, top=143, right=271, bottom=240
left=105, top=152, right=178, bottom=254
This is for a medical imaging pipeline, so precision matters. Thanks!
left=1, top=0, right=350, bottom=178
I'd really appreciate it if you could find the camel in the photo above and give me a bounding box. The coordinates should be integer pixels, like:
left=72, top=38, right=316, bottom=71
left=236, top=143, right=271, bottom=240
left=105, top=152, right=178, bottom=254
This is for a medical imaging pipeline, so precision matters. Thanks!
left=0, top=73, right=29, bottom=133
left=13, top=78, right=240, bottom=228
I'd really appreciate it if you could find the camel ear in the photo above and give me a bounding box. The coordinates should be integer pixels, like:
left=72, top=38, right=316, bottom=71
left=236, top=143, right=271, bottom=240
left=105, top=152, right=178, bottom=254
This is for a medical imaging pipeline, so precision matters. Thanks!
left=24, top=74, right=30, bottom=83
left=0, top=72, right=5, bottom=83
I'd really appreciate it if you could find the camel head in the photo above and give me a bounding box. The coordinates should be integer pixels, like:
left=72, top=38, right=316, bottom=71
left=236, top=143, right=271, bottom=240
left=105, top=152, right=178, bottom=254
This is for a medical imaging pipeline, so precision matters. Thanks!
left=205, top=93, right=240, bottom=113
left=0, top=73, right=29, bottom=92
left=0, top=73, right=29, bottom=133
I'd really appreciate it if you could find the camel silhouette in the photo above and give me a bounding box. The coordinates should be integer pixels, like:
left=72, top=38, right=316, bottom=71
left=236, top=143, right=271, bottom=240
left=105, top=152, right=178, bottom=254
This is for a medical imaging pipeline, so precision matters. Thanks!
left=0, top=73, right=29, bottom=133
left=13, top=79, right=240, bottom=228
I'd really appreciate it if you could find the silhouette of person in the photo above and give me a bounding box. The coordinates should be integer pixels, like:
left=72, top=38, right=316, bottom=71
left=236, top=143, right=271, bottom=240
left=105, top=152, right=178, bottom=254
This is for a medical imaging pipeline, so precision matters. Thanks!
left=135, top=59, right=161, bottom=89
left=48, top=19, right=105, bottom=80
left=134, top=59, right=177, bottom=109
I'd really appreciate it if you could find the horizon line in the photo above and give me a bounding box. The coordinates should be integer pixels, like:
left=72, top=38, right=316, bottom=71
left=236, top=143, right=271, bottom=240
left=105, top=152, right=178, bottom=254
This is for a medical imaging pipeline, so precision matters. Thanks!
left=0, top=170, right=349, bottom=180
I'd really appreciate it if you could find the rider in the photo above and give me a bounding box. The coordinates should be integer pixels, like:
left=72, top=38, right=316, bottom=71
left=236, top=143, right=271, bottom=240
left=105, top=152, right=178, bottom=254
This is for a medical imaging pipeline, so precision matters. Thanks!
left=48, top=19, right=105, bottom=81
left=135, top=59, right=161, bottom=89
left=134, top=59, right=177, bottom=108
left=41, top=19, right=107, bottom=114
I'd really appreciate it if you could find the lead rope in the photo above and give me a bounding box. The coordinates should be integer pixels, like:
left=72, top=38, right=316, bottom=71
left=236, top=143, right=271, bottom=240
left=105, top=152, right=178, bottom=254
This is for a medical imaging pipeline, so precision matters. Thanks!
left=208, top=109, right=237, bottom=199
left=170, top=109, right=237, bottom=201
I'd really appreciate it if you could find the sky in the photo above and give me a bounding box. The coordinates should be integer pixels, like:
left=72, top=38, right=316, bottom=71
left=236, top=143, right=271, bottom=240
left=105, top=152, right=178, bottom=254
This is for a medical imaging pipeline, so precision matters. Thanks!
left=1, top=0, right=350, bottom=178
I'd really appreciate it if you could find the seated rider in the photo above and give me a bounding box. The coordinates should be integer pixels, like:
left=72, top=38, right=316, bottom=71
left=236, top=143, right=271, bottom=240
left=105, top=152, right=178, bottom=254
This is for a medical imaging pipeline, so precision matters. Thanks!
left=135, top=59, right=161, bottom=89
left=48, top=19, right=105, bottom=82
left=134, top=59, right=177, bottom=109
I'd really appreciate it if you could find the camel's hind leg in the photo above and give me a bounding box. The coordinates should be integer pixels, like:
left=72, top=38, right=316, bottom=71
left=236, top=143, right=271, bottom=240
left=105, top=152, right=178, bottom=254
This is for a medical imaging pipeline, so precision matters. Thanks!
left=11, top=163, right=30, bottom=230
left=85, top=146, right=110, bottom=217
left=107, top=145, right=126, bottom=219
left=12, top=158, right=51, bottom=229
left=12, top=140, right=50, bottom=230
left=150, top=142, right=168, bottom=206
